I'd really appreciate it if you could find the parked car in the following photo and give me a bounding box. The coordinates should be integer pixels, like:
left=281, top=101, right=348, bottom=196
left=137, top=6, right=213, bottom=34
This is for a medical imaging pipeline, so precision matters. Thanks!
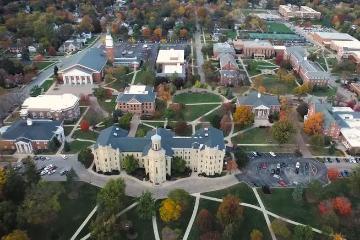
left=336, top=158, right=340, bottom=163
left=278, top=180, right=286, bottom=187
left=269, top=152, right=276, bottom=157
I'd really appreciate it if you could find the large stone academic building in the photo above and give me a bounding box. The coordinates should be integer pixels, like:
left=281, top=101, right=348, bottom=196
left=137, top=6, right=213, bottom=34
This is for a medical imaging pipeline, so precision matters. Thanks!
left=92, top=127, right=225, bottom=184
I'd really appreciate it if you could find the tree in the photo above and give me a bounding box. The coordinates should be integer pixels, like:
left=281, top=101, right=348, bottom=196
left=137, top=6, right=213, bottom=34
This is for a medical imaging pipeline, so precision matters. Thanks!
left=271, top=219, right=291, bottom=239
left=332, top=233, right=345, bottom=240
left=196, top=209, right=214, bottom=233
left=23, top=161, right=40, bottom=186
left=200, top=231, right=221, bottom=240
left=234, top=147, right=249, bottom=169
left=220, top=114, right=231, bottom=134
left=303, top=113, right=324, bottom=135
left=222, top=223, right=238, bottom=240
left=159, top=198, right=182, bottom=223
left=122, top=155, right=139, bottom=174
left=171, top=157, right=186, bottom=175
left=0, top=167, right=6, bottom=192
left=250, top=229, right=263, bottom=240
left=332, top=196, right=352, bottom=216
left=19, top=182, right=64, bottom=225
left=305, top=180, right=323, bottom=203
left=97, top=178, right=126, bottom=216
left=217, top=195, right=243, bottom=225
left=297, top=102, right=309, bottom=119
left=53, top=65, right=58, bottom=76
left=168, top=189, right=191, bottom=211
left=233, top=106, right=254, bottom=126
left=271, top=120, right=294, bottom=144
left=348, top=166, right=360, bottom=197
left=78, top=15, right=94, bottom=32
left=63, top=141, right=71, bottom=152
left=119, top=113, right=133, bottom=130
left=136, top=191, right=156, bottom=220
left=0, top=201, right=17, bottom=237
left=90, top=214, right=121, bottom=240
left=293, top=225, right=314, bottom=240
left=226, top=159, right=238, bottom=173
left=80, top=119, right=90, bottom=132
left=164, top=108, right=175, bottom=119
left=294, top=82, right=312, bottom=95
left=292, top=185, right=304, bottom=203
left=3, top=170, right=25, bottom=204
left=328, top=168, right=339, bottom=181
left=174, top=121, right=190, bottom=136
left=2, top=230, right=30, bottom=240
left=78, top=148, right=94, bottom=168
left=210, top=114, right=221, bottom=129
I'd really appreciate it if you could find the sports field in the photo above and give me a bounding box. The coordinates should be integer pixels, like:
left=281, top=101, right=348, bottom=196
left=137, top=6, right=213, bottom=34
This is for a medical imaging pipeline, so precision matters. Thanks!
left=266, top=22, right=293, bottom=34
left=249, top=33, right=302, bottom=41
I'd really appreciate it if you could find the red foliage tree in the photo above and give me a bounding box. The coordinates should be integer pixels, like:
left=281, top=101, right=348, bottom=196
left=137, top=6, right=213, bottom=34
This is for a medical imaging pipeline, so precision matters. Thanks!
left=80, top=94, right=90, bottom=105
left=318, top=200, right=332, bottom=215
left=196, top=209, right=214, bottom=233
left=80, top=119, right=90, bottom=132
left=332, top=197, right=352, bottom=216
left=354, top=105, right=360, bottom=112
left=226, top=159, right=238, bottom=173
left=33, top=54, right=44, bottom=61
left=346, top=100, right=356, bottom=109
left=327, top=168, right=339, bottom=181
left=200, top=231, right=221, bottom=240
left=48, top=46, right=57, bottom=56
left=220, top=114, right=231, bottom=134
left=275, top=54, right=284, bottom=65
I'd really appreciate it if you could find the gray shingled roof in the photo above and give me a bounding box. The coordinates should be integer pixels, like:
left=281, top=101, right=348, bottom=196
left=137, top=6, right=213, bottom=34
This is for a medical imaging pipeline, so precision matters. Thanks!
left=60, top=48, right=107, bottom=73
left=116, top=86, right=156, bottom=103
left=237, top=91, right=280, bottom=107
left=213, top=43, right=235, bottom=55
left=94, top=126, right=225, bottom=156
left=219, top=53, right=239, bottom=69
left=0, top=119, right=62, bottom=141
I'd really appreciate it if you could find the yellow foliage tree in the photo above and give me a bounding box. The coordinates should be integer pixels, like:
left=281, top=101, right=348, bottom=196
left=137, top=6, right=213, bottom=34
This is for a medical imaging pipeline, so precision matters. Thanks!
left=159, top=198, right=182, bottom=223
left=304, top=112, right=324, bottom=135
left=233, top=106, right=254, bottom=126
left=0, top=167, right=6, bottom=191
left=333, top=234, right=345, bottom=240
left=2, top=230, right=30, bottom=240
left=294, top=82, right=312, bottom=95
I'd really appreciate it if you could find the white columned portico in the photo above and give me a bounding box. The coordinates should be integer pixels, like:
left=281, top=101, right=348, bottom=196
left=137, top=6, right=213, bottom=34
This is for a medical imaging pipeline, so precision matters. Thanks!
left=15, top=141, right=33, bottom=154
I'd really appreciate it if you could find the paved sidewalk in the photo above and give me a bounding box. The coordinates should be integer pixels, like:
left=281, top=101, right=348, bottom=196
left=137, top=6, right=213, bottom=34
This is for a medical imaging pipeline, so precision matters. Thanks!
left=183, top=193, right=200, bottom=240
left=152, top=215, right=160, bottom=240
left=70, top=206, right=98, bottom=240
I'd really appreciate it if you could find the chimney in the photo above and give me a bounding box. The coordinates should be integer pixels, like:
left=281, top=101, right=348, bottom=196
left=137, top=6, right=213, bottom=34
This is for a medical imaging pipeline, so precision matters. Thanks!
left=257, top=92, right=261, bottom=98
left=26, top=118, right=33, bottom=126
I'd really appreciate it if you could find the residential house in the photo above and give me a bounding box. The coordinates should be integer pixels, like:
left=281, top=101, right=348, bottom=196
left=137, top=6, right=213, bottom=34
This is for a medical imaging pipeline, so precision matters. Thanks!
left=58, top=39, right=83, bottom=53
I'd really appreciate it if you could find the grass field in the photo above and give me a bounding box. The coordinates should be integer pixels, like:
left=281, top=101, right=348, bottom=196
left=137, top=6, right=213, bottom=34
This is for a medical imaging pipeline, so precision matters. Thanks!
left=72, top=130, right=99, bottom=140
left=40, top=79, right=54, bottom=92
left=122, top=208, right=155, bottom=240
left=311, top=86, right=337, bottom=97
left=135, top=124, right=153, bottom=137
left=240, top=145, right=297, bottom=153
left=68, top=140, right=93, bottom=153
left=64, top=126, right=74, bottom=136
left=203, top=183, right=259, bottom=206
left=309, top=146, right=344, bottom=156
left=245, top=60, right=278, bottom=76
left=232, top=127, right=275, bottom=144
left=34, top=61, right=55, bottom=71
left=108, top=73, right=134, bottom=91
left=266, top=22, right=293, bottom=34
left=27, top=182, right=99, bottom=240
left=262, top=75, right=297, bottom=95
left=98, top=96, right=116, bottom=113
left=183, top=104, right=220, bottom=121
left=249, top=33, right=301, bottom=41
left=173, top=92, right=222, bottom=104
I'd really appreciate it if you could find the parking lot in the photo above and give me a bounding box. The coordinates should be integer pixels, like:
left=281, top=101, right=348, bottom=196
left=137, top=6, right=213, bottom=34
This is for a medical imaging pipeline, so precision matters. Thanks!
left=236, top=153, right=329, bottom=187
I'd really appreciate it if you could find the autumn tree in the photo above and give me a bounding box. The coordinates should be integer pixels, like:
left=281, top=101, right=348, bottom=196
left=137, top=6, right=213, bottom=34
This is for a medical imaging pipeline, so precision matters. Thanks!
left=220, top=114, right=231, bottom=134
left=332, top=197, right=352, bottom=216
left=226, top=159, right=238, bottom=173
left=159, top=198, right=182, bottom=223
left=333, top=233, right=345, bottom=240
left=174, top=121, right=190, bottom=136
left=142, top=27, right=152, bottom=39
left=196, top=209, right=215, bottom=233
left=153, top=28, right=162, bottom=41
left=157, top=84, right=172, bottom=102
left=217, top=195, right=243, bottom=226
left=179, top=28, right=188, bottom=39
left=200, top=231, right=221, bottom=240
left=294, top=82, right=312, bottom=95
left=78, top=15, right=94, bottom=33
left=271, top=219, right=291, bottom=239
left=233, top=106, right=254, bottom=126
left=80, top=119, right=90, bottom=132
left=0, top=167, right=6, bottom=193
left=271, top=119, right=295, bottom=144
left=2, top=229, right=30, bottom=240
left=303, top=113, right=323, bottom=135
left=327, top=168, right=339, bottom=182
left=250, top=229, right=263, bottom=240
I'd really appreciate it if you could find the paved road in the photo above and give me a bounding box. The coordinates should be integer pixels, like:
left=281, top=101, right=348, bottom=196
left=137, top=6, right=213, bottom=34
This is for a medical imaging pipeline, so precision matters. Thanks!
left=194, top=15, right=206, bottom=83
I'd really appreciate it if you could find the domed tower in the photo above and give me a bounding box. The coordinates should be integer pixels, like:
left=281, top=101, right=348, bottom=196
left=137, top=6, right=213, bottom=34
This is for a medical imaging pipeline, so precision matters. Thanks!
left=147, top=131, right=167, bottom=184
left=105, top=30, right=114, bottom=62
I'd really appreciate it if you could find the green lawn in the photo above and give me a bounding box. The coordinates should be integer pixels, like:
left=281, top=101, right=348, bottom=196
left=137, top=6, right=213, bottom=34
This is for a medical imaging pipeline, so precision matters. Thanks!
left=173, top=92, right=222, bottom=104
left=122, top=208, right=155, bottom=240
left=34, top=61, right=55, bottom=71
left=226, top=30, right=237, bottom=39
left=309, top=146, right=344, bottom=156
left=259, top=188, right=321, bottom=228
left=311, top=87, right=337, bottom=97
left=135, top=124, right=153, bottom=137
left=157, top=197, right=195, bottom=239
left=262, top=75, right=297, bottom=95
left=72, top=130, right=99, bottom=140
left=68, top=140, right=93, bottom=153
left=98, top=96, right=116, bottom=114
left=141, top=121, right=165, bottom=128
left=245, top=60, right=278, bottom=76
left=27, top=182, right=99, bottom=240
left=183, top=104, right=220, bottom=121
left=188, top=198, right=271, bottom=240
left=232, top=127, right=275, bottom=144
left=40, top=79, right=54, bottom=92
left=203, top=183, right=258, bottom=206
left=266, top=22, right=293, bottom=34
left=240, top=145, right=297, bottom=153
left=108, top=73, right=134, bottom=91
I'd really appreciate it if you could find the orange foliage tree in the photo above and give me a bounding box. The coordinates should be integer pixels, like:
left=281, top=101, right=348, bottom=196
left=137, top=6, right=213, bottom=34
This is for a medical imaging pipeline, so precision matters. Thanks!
left=233, top=106, right=254, bottom=126
left=226, top=159, right=238, bottom=173
left=157, top=84, right=171, bottom=102
left=196, top=209, right=215, bottom=233
left=216, top=195, right=243, bottom=225
left=159, top=198, right=182, bottom=223
left=332, top=197, right=352, bottom=216
left=80, top=119, right=90, bottom=132
left=303, top=112, right=323, bottom=135
left=327, top=168, right=339, bottom=181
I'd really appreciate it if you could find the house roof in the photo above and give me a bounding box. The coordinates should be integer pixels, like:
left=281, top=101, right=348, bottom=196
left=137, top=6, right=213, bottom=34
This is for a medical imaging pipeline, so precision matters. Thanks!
left=0, top=119, right=62, bottom=141
left=237, top=91, right=280, bottom=107
left=95, top=126, right=225, bottom=156
left=213, top=43, right=235, bottom=55
left=59, top=48, right=107, bottom=73
left=116, top=85, right=156, bottom=103
left=219, top=53, right=239, bottom=69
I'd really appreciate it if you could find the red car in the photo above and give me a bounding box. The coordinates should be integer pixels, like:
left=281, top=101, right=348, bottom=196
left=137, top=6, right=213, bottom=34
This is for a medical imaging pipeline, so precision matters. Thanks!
left=278, top=180, right=287, bottom=187
left=260, top=163, right=268, bottom=169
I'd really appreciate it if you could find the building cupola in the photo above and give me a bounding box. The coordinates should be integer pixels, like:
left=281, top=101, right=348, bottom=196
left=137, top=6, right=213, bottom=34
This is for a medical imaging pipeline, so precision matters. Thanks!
left=151, top=130, right=161, bottom=151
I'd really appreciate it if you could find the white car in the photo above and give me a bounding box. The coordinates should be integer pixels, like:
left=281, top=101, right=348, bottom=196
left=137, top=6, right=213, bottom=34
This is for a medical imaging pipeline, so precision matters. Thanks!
left=40, top=170, right=48, bottom=176
left=48, top=169, right=56, bottom=175
left=269, top=152, right=276, bottom=157
left=273, top=174, right=280, bottom=179
left=296, top=162, right=300, bottom=168
left=62, top=155, right=68, bottom=160
left=276, top=163, right=281, bottom=169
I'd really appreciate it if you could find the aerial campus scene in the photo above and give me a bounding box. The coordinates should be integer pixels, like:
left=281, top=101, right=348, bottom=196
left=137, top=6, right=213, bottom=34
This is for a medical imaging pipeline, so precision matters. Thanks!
left=0, top=0, right=359, bottom=240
